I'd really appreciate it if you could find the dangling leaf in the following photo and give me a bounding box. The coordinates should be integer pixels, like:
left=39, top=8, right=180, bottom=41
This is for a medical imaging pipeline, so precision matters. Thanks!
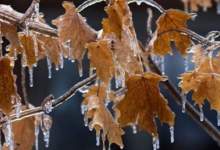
left=0, top=57, right=20, bottom=113
left=19, top=33, right=37, bottom=68
left=182, top=0, right=212, bottom=12
left=82, top=85, right=124, bottom=149
left=1, top=21, right=22, bottom=57
left=115, top=72, right=175, bottom=136
left=101, top=0, right=143, bottom=75
left=151, top=9, right=192, bottom=56
left=87, top=39, right=115, bottom=85
left=52, top=1, right=97, bottom=62
left=180, top=55, right=220, bottom=111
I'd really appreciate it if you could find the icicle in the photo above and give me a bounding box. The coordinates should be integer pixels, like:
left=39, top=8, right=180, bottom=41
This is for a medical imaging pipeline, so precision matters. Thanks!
left=160, top=57, right=165, bottom=75
left=96, top=131, right=100, bottom=146
left=156, top=138, right=160, bottom=149
left=81, top=104, right=87, bottom=115
left=84, top=116, right=88, bottom=127
left=46, top=56, right=52, bottom=79
left=59, top=53, right=64, bottom=69
left=14, top=101, right=21, bottom=118
left=184, top=57, right=189, bottom=71
left=28, top=67, right=34, bottom=87
left=152, top=136, right=157, bottom=150
left=3, top=120, right=14, bottom=150
left=199, top=106, right=204, bottom=122
left=108, top=143, right=111, bottom=150
left=35, top=120, right=40, bottom=150
left=181, top=92, right=186, bottom=113
left=217, top=111, right=220, bottom=126
left=217, top=1, right=220, bottom=14
left=41, top=114, right=53, bottom=148
left=170, top=126, right=174, bottom=143
left=78, top=62, right=83, bottom=77
left=132, top=124, right=137, bottom=134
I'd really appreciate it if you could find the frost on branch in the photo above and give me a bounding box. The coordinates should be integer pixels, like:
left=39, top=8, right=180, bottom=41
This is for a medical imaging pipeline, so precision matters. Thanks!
left=115, top=72, right=175, bottom=137
left=150, top=9, right=192, bottom=56
left=52, top=1, right=97, bottom=65
left=82, top=85, right=124, bottom=149
left=0, top=57, right=20, bottom=114
left=180, top=47, right=220, bottom=113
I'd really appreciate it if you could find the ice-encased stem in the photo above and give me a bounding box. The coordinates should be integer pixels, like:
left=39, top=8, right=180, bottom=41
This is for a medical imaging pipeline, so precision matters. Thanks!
left=170, top=126, right=174, bottom=143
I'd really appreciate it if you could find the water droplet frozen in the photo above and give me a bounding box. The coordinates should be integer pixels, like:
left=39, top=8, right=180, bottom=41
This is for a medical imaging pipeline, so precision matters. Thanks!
left=59, top=53, right=64, bottom=69
left=152, top=136, right=157, bottom=150
left=78, top=85, right=90, bottom=94
left=41, top=114, right=53, bottom=148
left=181, top=93, right=186, bottom=113
left=84, top=117, right=88, bottom=127
left=28, top=67, right=34, bottom=87
left=170, top=126, right=174, bottom=143
left=199, top=106, right=204, bottom=122
left=160, top=57, right=165, bottom=75
left=46, top=57, right=52, bottom=79
left=136, top=0, right=142, bottom=5
left=132, top=124, right=137, bottom=134
left=81, top=104, right=87, bottom=115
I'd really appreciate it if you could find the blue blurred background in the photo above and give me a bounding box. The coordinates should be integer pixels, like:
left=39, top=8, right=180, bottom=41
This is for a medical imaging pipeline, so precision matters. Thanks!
left=1, top=0, right=220, bottom=150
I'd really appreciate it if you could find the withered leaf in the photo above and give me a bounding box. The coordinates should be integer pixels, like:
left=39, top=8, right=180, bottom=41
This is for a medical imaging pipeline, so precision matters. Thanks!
left=115, top=72, right=175, bottom=135
left=151, top=9, right=192, bottom=56
left=52, top=1, right=97, bottom=62
left=0, top=57, right=20, bottom=113
left=180, top=56, right=220, bottom=111
left=0, top=21, right=22, bottom=56
left=37, top=34, right=62, bottom=68
left=82, top=85, right=124, bottom=148
left=102, top=0, right=143, bottom=75
left=18, top=33, right=37, bottom=68
left=86, top=39, right=115, bottom=85
left=182, top=0, right=212, bottom=12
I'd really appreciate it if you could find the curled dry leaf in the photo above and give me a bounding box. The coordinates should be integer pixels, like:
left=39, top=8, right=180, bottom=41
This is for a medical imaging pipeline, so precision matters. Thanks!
left=0, top=21, right=22, bottom=57
left=182, top=0, right=212, bottom=12
left=180, top=55, right=220, bottom=112
left=0, top=57, right=20, bottom=113
left=82, top=85, right=124, bottom=148
left=3, top=106, right=35, bottom=150
left=37, top=34, right=63, bottom=68
left=86, top=40, right=115, bottom=85
left=52, top=1, right=97, bottom=62
left=151, top=9, right=192, bottom=56
left=101, top=0, right=143, bottom=75
left=18, top=33, right=37, bottom=68
left=115, top=72, right=175, bottom=136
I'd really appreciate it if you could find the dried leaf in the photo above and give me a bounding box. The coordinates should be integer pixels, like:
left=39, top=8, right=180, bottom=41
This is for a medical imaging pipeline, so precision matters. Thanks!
left=182, top=0, right=212, bottom=12
left=102, top=0, right=143, bottom=75
left=52, top=1, right=97, bottom=62
left=115, top=72, right=175, bottom=135
left=37, top=34, right=62, bottom=68
left=151, top=9, right=192, bottom=56
left=180, top=56, right=220, bottom=111
left=0, top=21, right=22, bottom=56
left=18, top=33, right=37, bottom=68
left=0, top=57, right=20, bottom=113
left=82, top=85, right=124, bottom=148
left=86, top=40, right=115, bottom=85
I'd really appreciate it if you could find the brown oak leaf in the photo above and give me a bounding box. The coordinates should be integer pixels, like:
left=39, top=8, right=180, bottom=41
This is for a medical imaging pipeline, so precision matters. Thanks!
left=82, top=85, right=124, bottom=149
left=0, top=57, right=20, bottom=113
left=115, top=72, right=175, bottom=136
left=86, top=39, right=115, bottom=85
left=179, top=55, right=220, bottom=111
left=151, top=9, right=192, bottom=56
left=52, top=1, right=97, bottom=62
